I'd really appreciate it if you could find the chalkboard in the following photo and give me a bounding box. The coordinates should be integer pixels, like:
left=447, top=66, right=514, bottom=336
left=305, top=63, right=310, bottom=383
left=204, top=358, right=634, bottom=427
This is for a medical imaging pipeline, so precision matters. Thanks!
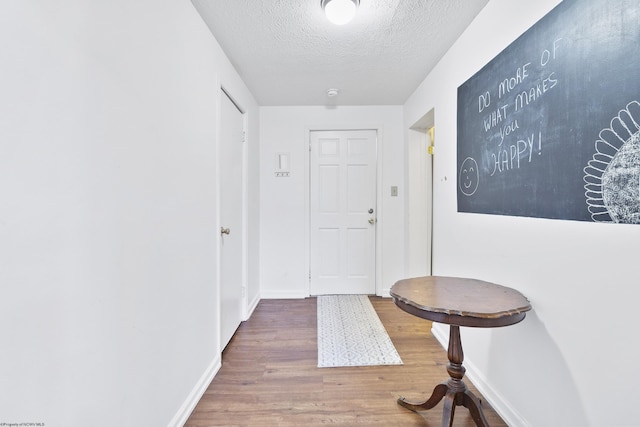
left=457, top=0, right=640, bottom=223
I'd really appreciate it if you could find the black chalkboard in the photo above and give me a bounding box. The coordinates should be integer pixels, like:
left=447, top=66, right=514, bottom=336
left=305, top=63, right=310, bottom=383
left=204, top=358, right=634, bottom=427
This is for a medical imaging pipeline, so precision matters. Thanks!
left=457, top=0, right=640, bottom=223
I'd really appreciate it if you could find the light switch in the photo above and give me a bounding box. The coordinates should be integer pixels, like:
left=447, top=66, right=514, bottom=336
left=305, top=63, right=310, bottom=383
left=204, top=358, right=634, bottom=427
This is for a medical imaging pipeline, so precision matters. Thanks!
left=275, top=152, right=290, bottom=177
left=391, top=186, right=398, bottom=197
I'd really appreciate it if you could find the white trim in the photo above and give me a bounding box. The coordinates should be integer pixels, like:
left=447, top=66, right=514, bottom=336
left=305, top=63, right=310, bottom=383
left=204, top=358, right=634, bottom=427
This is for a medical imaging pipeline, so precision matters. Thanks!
left=304, top=127, right=311, bottom=296
left=260, top=290, right=309, bottom=299
left=214, top=76, right=222, bottom=356
left=167, top=355, right=221, bottom=427
left=304, top=125, right=384, bottom=297
left=246, top=291, right=261, bottom=319
left=405, top=117, right=434, bottom=278
left=378, top=287, right=392, bottom=298
left=431, top=324, right=530, bottom=427
left=241, top=109, right=250, bottom=320
left=374, top=127, right=383, bottom=297
left=430, top=323, right=448, bottom=346
left=464, top=358, right=531, bottom=427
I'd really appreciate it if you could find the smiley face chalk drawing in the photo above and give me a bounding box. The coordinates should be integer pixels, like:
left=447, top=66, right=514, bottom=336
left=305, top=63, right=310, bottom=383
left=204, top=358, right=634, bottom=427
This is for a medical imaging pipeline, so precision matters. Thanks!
left=459, top=157, right=480, bottom=196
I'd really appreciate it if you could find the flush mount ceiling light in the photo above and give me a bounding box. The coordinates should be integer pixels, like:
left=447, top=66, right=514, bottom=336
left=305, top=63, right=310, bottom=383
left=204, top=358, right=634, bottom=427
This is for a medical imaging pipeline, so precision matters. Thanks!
left=321, top=0, right=360, bottom=25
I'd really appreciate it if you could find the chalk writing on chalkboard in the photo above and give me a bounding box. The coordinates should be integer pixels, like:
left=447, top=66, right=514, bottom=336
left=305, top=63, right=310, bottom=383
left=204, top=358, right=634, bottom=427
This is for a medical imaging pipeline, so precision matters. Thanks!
left=457, top=0, right=640, bottom=224
left=475, top=42, right=559, bottom=179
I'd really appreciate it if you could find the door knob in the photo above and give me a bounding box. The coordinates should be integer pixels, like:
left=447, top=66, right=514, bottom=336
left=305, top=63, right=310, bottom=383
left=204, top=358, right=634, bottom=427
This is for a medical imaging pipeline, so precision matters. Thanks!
left=220, top=227, right=231, bottom=235
left=368, top=218, right=375, bottom=225
left=368, top=208, right=374, bottom=214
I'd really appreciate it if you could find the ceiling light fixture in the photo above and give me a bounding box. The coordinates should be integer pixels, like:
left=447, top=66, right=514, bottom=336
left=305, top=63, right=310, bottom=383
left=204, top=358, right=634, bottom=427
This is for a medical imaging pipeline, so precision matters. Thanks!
left=321, top=0, right=360, bottom=25
left=327, top=88, right=339, bottom=97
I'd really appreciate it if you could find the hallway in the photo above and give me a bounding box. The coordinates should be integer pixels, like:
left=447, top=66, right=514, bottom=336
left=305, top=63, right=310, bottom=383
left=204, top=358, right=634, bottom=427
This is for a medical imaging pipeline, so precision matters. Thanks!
left=186, top=297, right=507, bottom=426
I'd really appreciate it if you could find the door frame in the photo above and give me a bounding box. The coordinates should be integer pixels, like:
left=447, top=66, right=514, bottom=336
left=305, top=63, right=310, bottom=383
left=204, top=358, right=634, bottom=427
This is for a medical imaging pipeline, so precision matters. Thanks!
left=406, top=110, right=434, bottom=277
left=216, top=85, right=249, bottom=352
left=304, top=125, right=383, bottom=296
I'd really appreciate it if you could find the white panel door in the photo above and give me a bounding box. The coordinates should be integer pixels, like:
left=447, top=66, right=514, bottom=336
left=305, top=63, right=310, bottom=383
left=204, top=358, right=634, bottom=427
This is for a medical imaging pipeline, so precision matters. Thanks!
left=310, top=130, right=377, bottom=295
left=220, top=90, right=244, bottom=350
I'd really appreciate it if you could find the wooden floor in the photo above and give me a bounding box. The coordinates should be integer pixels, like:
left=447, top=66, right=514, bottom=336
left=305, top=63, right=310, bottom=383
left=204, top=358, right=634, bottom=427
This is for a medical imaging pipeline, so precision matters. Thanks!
left=185, top=297, right=507, bottom=427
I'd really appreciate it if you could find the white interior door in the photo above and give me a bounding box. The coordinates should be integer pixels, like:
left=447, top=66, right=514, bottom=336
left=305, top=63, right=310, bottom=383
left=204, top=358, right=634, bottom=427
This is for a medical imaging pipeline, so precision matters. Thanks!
left=220, top=90, right=244, bottom=350
left=310, top=130, right=377, bottom=295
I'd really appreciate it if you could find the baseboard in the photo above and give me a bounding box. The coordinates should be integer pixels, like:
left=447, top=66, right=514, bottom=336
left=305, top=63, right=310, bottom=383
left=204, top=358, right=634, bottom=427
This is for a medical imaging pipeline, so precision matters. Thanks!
left=167, top=355, right=222, bottom=427
left=430, top=324, right=530, bottom=427
left=378, top=288, right=392, bottom=297
left=246, top=292, right=260, bottom=320
left=261, top=290, right=389, bottom=299
left=463, top=357, right=530, bottom=427
left=260, top=290, right=309, bottom=299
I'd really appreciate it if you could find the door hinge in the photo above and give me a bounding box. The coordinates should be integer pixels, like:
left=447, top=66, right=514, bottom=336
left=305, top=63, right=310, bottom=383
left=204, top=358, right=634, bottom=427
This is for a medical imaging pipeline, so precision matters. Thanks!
left=242, top=131, right=246, bottom=143
left=428, top=145, right=435, bottom=155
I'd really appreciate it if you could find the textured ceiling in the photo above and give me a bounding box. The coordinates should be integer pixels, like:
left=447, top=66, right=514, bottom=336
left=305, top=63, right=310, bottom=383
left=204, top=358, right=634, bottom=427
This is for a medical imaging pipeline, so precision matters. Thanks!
left=191, top=0, right=489, bottom=106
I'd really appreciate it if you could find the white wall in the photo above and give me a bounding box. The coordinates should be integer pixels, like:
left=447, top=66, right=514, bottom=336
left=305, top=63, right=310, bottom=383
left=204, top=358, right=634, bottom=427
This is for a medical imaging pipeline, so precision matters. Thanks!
left=259, top=106, right=405, bottom=298
left=404, top=1, right=638, bottom=426
left=0, top=1, right=258, bottom=426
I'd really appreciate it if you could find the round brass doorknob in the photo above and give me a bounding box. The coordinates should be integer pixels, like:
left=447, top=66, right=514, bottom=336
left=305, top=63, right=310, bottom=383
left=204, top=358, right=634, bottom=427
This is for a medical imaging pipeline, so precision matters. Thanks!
left=368, top=218, right=375, bottom=225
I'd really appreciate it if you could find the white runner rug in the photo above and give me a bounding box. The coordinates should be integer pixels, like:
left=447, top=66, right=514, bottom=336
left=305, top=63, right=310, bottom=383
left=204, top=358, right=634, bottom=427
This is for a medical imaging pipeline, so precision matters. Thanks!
left=317, top=295, right=403, bottom=368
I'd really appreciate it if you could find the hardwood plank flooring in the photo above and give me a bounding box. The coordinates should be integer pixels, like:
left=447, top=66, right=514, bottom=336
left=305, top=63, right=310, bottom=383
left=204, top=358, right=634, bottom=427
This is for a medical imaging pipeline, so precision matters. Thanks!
left=185, top=297, right=507, bottom=427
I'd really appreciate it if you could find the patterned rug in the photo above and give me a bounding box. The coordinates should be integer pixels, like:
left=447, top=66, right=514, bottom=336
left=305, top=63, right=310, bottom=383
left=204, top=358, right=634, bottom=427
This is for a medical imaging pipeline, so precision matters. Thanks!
left=317, top=295, right=403, bottom=368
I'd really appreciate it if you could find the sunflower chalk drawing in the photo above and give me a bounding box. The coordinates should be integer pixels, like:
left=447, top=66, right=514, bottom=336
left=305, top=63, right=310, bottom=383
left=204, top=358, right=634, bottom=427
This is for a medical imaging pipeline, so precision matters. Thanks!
left=584, top=101, right=640, bottom=223
left=459, top=157, right=479, bottom=196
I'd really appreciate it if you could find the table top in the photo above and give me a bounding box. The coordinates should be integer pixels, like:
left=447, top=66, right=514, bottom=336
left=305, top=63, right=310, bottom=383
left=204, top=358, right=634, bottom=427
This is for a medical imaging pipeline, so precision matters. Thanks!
left=390, top=276, right=532, bottom=328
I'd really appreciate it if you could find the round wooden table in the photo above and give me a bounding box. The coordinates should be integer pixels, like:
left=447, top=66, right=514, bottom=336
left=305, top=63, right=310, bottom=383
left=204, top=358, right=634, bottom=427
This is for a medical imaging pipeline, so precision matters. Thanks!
left=390, top=276, right=532, bottom=427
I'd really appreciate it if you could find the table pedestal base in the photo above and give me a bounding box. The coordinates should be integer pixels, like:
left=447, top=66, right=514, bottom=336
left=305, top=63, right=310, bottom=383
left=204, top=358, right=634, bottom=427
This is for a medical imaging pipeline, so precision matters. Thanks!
left=397, top=325, right=490, bottom=427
